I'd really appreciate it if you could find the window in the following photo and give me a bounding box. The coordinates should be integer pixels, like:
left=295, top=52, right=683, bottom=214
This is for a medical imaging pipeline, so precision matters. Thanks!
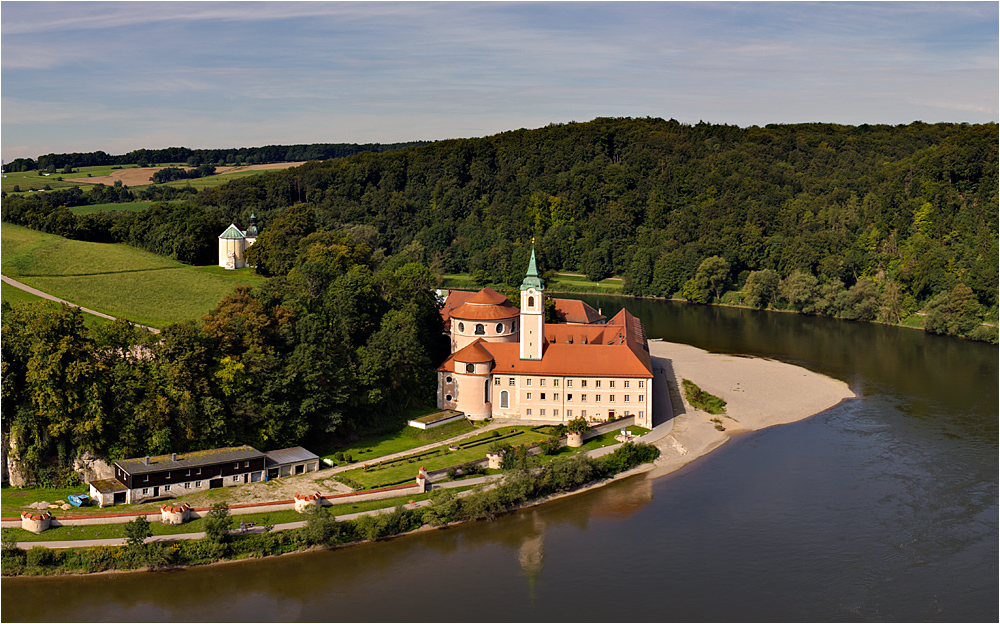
left=639, top=411, right=644, bottom=420
left=184, top=482, right=190, bottom=489
left=509, top=378, right=515, bottom=386
left=540, top=393, right=546, bottom=400
left=540, top=379, right=546, bottom=387
left=186, top=470, right=191, bottom=476
left=142, top=488, right=149, bottom=495
left=500, top=390, right=509, bottom=409
left=553, top=393, right=559, bottom=401
left=144, top=476, right=149, bottom=482
left=581, top=380, right=588, bottom=388
left=197, top=468, right=201, bottom=475
left=495, top=377, right=501, bottom=385
left=526, top=379, right=532, bottom=386
left=540, top=409, right=546, bottom=416
left=496, top=323, right=504, bottom=334
left=567, top=410, right=572, bottom=417
left=466, top=363, right=475, bottom=373
left=526, top=409, right=532, bottom=416
left=526, top=392, right=532, bottom=400
left=445, top=394, right=453, bottom=401
left=446, top=376, right=453, bottom=383
left=244, top=461, right=250, bottom=468
left=624, top=381, right=629, bottom=388
left=567, top=380, right=573, bottom=387
left=196, top=481, right=202, bottom=487
left=512, top=319, right=517, bottom=331
left=553, top=379, right=559, bottom=387
left=609, top=380, right=615, bottom=388
left=165, top=485, right=171, bottom=492
left=458, top=322, right=465, bottom=332
left=596, top=394, right=602, bottom=402
left=166, top=472, right=171, bottom=479
left=232, top=475, right=240, bottom=482
left=581, top=410, right=587, bottom=418
left=528, top=296, right=534, bottom=307
left=553, top=409, right=559, bottom=417
left=595, top=380, right=601, bottom=388
left=610, top=395, right=615, bottom=402
left=475, top=323, right=485, bottom=335
left=639, top=380, right=644, bottom=388
left=624, top=395, right=630, bottom=402
left=568, top=394, right=573, bottom=401
left=639, top=395, right=644, bottom=402
left=234, top=463, right=239, bottom=469
left=581, top=394, right=587, bottom=401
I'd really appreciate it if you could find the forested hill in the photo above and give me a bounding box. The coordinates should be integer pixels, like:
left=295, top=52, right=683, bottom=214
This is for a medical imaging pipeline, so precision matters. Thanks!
left=197, top=117, right=998, bottom=330
left=2, top=140, right=430, bottom=172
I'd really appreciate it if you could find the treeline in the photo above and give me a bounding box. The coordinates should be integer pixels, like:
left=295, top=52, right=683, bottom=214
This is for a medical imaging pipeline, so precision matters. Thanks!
left=1, top=195, right=223, bottom=265
left=191, top=117, right=997, bottom=340
left=3, top=141, right=430, bottom=173
left=1, top=231, right=449, bottom=485
left=150, top=164, right=216, bottom=184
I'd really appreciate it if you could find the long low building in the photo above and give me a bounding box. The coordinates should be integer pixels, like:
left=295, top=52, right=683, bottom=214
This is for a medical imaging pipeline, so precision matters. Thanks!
left=89, top=444, right=316, bottom=507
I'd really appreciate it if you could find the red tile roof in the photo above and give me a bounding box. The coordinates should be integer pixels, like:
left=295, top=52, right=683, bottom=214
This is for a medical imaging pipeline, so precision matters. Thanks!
left=551, top=298, right=606, bottom=324
left=438, top=309, right=651, bottom=378
left=445, top=287, right=519, bottom=321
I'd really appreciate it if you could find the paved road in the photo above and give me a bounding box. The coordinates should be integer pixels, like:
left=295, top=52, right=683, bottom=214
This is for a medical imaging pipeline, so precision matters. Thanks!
left=0, top=274, right=161, bottom=333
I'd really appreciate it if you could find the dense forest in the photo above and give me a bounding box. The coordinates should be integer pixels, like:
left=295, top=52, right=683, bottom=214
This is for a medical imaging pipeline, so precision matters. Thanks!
left=1, top=238, right=449, bottom=485
left=2, top=140, right=429, bottom=173
left=193, top=117, right=997, bottom=340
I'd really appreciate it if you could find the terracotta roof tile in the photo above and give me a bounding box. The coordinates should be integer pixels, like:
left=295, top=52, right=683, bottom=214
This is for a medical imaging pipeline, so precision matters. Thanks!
left=551, top=298, right=606, bottom=324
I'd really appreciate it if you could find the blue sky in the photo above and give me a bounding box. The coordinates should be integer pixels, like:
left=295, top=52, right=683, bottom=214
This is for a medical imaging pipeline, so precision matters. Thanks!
left=2, top=2, right=997, bottom=160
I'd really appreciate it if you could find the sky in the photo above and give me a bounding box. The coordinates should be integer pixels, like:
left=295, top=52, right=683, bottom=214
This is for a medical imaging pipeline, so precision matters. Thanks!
left=2, top=1, right=997, bottom=161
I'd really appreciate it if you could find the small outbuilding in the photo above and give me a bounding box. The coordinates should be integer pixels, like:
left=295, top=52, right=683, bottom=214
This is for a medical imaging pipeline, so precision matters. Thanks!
left=265, top=446, right=320, bottom=479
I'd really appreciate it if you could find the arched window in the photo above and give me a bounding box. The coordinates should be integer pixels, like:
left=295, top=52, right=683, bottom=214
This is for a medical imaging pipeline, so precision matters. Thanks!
left=528, top=296, right=534, bottom=308
left=496, top=323, right=504, bottom=334
left=458, top=322, right=465, bottom=333
left=475, top=323, right=485, bottom=335
left=500, top=390, right=509, bottom=409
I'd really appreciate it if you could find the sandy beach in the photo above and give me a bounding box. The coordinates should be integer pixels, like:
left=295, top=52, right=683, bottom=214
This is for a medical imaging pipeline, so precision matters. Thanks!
left=644, top=340, right=856, bottom=480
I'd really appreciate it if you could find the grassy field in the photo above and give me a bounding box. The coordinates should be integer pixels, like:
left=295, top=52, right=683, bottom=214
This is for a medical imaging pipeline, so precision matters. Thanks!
left=336, top=426, right=551, bottom=490
left=440, top=272, right=623, bottom=294
left=1, top=282, right=110, bottom=330
left=1, top=224, right=265, bottom=328
left=68, top=201, right=181, bottom=215
left=1, top=165, right=168, bottom=194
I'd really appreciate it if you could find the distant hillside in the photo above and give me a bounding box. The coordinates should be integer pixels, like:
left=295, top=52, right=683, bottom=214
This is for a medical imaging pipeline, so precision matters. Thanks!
left=3, top=140, right=430, bottom=173
left=193, top=117, right=997, bottom=336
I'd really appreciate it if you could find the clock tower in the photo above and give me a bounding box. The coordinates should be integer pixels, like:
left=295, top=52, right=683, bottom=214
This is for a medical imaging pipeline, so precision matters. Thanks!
left=519, top=245, right=545, bottom=360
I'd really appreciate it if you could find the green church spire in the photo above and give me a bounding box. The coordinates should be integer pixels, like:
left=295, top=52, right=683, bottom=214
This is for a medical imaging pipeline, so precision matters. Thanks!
left=519, top=243, right=544, bottom=290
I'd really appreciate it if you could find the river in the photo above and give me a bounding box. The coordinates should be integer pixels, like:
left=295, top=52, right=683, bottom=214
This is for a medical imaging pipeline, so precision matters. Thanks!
left=3, top=298, right=997, bottom=622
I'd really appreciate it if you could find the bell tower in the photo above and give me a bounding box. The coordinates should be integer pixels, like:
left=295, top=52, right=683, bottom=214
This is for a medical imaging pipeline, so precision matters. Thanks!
left=519, top=244, right=545, bottom=360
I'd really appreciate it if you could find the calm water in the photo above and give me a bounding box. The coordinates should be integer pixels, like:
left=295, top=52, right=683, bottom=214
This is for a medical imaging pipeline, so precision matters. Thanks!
left=3, top=299, right=997, bottom=622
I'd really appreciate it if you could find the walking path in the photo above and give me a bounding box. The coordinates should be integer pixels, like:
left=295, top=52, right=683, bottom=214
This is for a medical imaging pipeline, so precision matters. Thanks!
left=0, top=274, right=161, bottom=333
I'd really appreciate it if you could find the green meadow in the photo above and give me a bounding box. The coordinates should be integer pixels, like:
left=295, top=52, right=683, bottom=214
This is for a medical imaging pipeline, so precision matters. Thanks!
left=440, top=272, right=623, bottom=294
left=1, top=224, right=265, bottom=328
left=68, top=201, right=179, bottom=215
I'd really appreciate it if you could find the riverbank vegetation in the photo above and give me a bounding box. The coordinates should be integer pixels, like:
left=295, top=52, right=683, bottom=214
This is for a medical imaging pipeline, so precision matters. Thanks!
left=681, top=379, right=727, bottom=415
left=1, top=442, right=658, bottom=577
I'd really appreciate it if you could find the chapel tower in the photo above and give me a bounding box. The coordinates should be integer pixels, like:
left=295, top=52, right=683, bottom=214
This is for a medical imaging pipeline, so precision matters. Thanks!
left=519, top=245, right=545, bottom=360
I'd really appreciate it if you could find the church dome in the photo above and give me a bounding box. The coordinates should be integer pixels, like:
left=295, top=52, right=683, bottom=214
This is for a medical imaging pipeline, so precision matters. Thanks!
left=450, top=287, right=519, bottom=320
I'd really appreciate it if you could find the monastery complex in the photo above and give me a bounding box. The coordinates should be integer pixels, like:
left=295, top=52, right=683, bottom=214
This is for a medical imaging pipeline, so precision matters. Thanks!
left=437, top=248, right=654, bottom=428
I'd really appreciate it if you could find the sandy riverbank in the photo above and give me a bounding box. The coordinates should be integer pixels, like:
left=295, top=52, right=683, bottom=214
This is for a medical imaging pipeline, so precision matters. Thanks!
left=644, top=341, right=855, bottom=480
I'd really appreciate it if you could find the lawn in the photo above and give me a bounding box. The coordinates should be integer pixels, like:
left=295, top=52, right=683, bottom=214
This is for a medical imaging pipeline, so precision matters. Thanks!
left=319, top=417, right=478, bottom=466
left=336, top=426, right=550, bottom=490
left=1, top=224, right=266, bottom=328
left=8, top=487, right=479, bottom=544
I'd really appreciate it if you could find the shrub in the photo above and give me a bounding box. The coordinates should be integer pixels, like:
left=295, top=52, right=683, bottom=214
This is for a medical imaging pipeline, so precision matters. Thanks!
left=203, top=502, right=232, bottom=544
left=681, top=379, right=727, bottom=414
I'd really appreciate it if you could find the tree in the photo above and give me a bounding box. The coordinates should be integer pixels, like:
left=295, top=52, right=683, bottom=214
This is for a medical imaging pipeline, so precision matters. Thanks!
left=204, top=502, right=232, bottom=543
left=124, top=515, right=152, bottom=548
left=303, top=506, right=341, bottom=545
left=744, top=269, right=779, bottom=309
left=695, top=256, right=730, bottom=302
